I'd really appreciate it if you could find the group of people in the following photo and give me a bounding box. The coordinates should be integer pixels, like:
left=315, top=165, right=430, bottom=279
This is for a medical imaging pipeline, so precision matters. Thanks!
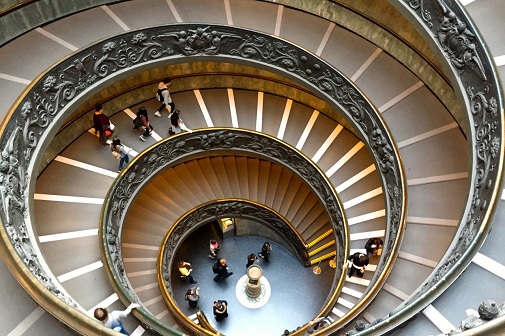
left=177, top=240, right=273, bottom=322
left=346, top=237, right=383, bottom=279
left=93, top=78, right=192, bottom=173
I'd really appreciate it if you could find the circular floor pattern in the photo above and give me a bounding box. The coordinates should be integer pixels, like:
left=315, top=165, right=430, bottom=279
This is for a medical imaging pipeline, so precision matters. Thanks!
left=235, top=274, right=272, bottom=309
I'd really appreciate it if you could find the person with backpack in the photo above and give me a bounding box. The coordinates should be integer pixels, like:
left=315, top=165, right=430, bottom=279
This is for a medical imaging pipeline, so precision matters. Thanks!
left=134, top=107, right=154, bottom=142
left=155, top=78, right=175, bottom=117
left=110, top=138, right=131, bottom=173
left=93, top=302, right=140, bottom=335
left=213, top=258, right=233, bottom=282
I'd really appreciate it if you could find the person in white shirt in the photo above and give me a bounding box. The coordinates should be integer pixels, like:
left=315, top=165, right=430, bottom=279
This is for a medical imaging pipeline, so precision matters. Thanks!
left=154, top=79, right=175, bottom=117
left=168, top=110, right=192, bottom=135
left=94, top=302, right=140, bottom=335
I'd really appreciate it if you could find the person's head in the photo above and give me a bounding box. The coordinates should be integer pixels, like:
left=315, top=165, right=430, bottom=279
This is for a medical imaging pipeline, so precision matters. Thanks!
left=214, top=300, right=222, bottom=308
left=358, top=254, right=369, bottom=264
left=94, top=307, right=108, bottom=322
left=186, top=289, right=194, bottom=295
left=112, top=138, right=120, bottom=146
left=138, top=106, right=147, bottom=115
left=263, top=242, right=270, bottom=248
left=219, top=258, right=226, bottom=266
left=163, top=78, right=171, bottom=85
left=94, top=104, right=103, bottom=113
left=177, top=261, right=185, bottom=268
left=210, top=239, right=217, bottom=245
left=249, top=253, right=256, bottom=259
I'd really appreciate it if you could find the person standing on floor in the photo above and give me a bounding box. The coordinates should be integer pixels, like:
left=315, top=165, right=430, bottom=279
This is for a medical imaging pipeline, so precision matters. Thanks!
left=213, top=258, right=233, bottom=282
left=178, top=261, right=197, bottom=284
left=185, top=287, right=200, bottom=308
left=213, top=300, right=228, bottom=322
left=246, top=253, right=258, bottom=268
left=259, top=242, right=272, bottom=262
left=155, top=78, right=175, bottom=117
left=93, top=302, right=140, bottom=335
left=135, top=106, right=154, bottom=142
left=346, top=252, right=369, bottom=278
left=110, top=138, right=131, bottom=173
left=168, top=109, right=192, bottom=135
left=209, top=239, right=219, bottom=259
left=93, top=104, right=113, bottom=145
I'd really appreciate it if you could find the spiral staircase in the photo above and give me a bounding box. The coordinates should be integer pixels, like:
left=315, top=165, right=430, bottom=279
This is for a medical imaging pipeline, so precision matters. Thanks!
left=0, top=1, right=504, bottom=336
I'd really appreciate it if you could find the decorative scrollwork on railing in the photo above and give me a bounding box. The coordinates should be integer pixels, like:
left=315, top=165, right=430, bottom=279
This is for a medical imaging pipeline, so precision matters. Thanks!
left=0, top=23, right=405, bottom=334
left=103, top=129, right=347, bottom=333
left=348, top=1, right=503, bottom=335
left=159, top=199, right=310, bottom=298
left=104, top=129, right=345, bottom=295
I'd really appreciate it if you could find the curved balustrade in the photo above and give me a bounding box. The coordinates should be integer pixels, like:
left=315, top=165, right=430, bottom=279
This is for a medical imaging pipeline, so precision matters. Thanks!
left=102, top=128, right=346, bottom=334
left=340, top=0, right=505, bottom=334
left=158, top=199, right=317, bottom=334
left=0, top=23, right=405, bottom=334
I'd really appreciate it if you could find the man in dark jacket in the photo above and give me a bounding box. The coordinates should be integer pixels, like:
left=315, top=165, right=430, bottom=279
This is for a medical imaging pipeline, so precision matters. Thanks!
left=213, top=258, right=233, bottom=282
left=347, top=252, right=369, bottom=278
left=93, top=104, right=112, bottom=145
left=213, top=300, right=228, bottom=322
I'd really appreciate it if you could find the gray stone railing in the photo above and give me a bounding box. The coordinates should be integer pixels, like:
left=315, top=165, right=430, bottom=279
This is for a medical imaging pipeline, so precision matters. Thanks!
left=343, top=0, right=504, bottom=334
left=159, top=199, right=312, bottom=298
left=0, top=23, right=405, bottom=334
left=102, top=129, right=346, bottom=334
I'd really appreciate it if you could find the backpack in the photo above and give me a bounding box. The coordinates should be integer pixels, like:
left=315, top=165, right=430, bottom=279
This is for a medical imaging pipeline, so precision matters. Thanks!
left=212, top=262, right=219, bottom=274
left=156, top=88, right=167, bottom=102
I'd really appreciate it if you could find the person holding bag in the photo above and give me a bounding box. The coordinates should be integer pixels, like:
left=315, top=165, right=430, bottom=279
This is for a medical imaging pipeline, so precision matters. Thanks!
left=135, top=107, right=154, bottom=142
left=168, top=110, right=192, bottom=135
left=93, top=104, right=113, bottom=145
left=110, top=138, right=131, bottom=172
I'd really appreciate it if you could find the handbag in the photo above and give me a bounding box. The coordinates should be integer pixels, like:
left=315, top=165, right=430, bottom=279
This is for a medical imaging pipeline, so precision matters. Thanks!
left=109, top=122, right=115, bottom=130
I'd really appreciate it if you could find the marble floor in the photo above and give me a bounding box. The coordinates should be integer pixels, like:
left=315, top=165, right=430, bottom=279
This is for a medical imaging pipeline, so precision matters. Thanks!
left=172, top=223, right=336, bottom=336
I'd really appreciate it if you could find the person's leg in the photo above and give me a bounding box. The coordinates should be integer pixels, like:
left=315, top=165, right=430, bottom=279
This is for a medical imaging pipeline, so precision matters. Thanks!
left=348, top=266, right=355, bottom=278
left=168, top=102, right=175, bottom=114
left=188, top=274, right=197, bottom=284
left=99, top=131, right=107, bottom=145
left=155, top=103, right=166, bottom=117
left=118, top=157, right=125, bottom=172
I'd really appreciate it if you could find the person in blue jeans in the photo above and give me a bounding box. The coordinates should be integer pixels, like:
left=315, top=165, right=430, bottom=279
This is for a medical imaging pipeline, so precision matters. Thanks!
left=94, top=302, right=140, bottom=335
left=111, top=138, right=131, bottom=172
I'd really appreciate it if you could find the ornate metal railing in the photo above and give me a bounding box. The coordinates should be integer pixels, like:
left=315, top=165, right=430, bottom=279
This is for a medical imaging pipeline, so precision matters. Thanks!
left=339, top=0, right=504, bottom=334
left=157, top=199, right=316, bottom=334
left=0, top=23, right=405, bottom=334
left=102, top=128, right=347, bottom=335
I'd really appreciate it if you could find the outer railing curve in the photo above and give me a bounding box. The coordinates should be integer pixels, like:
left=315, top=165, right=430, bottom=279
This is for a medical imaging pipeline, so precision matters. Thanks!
left=0, top=23, right=405, bottom=334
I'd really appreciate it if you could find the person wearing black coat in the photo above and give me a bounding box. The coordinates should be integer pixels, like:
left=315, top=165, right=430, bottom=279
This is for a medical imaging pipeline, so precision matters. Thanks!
left=213, top=300, right=228, bottom=322
left=213, top=258, right=233, bottom=282
left=347, top=252, right=369, bottom=278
